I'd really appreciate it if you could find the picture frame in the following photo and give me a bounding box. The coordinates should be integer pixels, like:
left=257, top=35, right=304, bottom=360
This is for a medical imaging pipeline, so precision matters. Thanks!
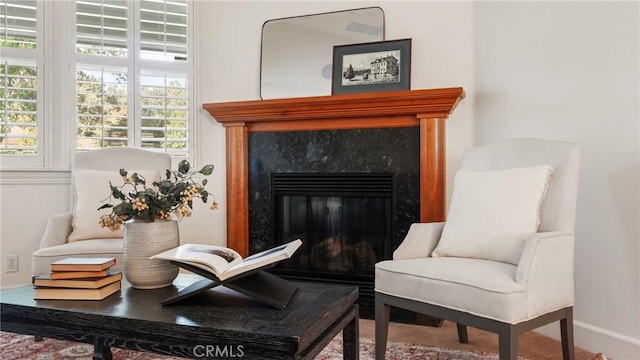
left=332, top=38, right=411, bottom=95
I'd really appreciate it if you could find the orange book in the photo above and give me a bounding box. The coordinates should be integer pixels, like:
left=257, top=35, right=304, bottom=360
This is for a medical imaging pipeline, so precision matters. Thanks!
left=34, top=272, right=122, bottom=289
left=50, top=257, right=116, bottom=272
left=50, top=269, right=109, bottom=280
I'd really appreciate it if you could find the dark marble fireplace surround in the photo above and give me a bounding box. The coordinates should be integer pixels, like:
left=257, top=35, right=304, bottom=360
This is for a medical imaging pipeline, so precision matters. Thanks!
left=248, top=127, right=421, bottom=315
left=249, top=127, right=420, bottom=252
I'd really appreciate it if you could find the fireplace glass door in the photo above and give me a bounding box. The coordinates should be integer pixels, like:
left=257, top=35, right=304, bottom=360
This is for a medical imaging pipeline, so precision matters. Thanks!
left=272, top=173, right=393, bottom=283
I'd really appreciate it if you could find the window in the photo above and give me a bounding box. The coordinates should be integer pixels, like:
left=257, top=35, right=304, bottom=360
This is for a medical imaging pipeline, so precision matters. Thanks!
left=76, top=66, right=129, bottom=149
left=75, top=0, right=190, bottom=156
left=139, top=72, right=188, bottom=151
left=0, top=0, right=43, bottom=166
left=0, top=0, right=192, bottom=169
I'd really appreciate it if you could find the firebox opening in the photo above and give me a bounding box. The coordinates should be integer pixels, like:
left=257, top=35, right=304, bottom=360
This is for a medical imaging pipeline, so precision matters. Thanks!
left=269, top=173, right=393, bottom=316
left=275, top=195, right=390, bottom=277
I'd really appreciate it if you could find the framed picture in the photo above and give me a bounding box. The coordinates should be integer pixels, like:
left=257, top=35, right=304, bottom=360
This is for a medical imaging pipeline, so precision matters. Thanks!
left=332, top=38, right=411, bottom=95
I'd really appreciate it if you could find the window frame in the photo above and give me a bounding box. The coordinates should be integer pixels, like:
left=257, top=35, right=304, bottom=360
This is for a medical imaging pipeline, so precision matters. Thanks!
left=1, top=0, right=45, bottom=168
left=0, top=0, right=195, bottom=170
left=73, top=0, right=194, bottom=165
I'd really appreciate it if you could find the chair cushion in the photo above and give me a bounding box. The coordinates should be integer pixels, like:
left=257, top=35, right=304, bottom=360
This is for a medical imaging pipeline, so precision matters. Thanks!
left=68, top=169, right=159, bottom=242
left=375, top=257, right=528, bottom=324
left=31, top=238, right=124, bottom=276
left=431, top=165, right=552, bottom=265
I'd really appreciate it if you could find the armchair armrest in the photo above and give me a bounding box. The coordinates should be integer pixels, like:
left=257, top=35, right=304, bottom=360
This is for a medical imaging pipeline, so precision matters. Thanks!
left=393, top=222, right=445, bottom=260
left=516, top=231, right=575, bottom=315
left=39, top=212, right=73, bottom=249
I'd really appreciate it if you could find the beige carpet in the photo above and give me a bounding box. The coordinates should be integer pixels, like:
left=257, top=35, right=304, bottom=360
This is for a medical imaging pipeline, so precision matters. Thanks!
left=360, top=319, right=598, bottom=360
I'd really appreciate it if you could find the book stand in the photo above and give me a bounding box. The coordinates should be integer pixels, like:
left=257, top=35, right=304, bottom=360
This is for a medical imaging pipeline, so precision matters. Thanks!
left=161, top=262, right=298, bottom=309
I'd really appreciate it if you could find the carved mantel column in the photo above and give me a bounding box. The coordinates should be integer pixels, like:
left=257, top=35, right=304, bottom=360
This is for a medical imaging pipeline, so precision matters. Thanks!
left=204, top=87, right=465, bottom=256
left=419, top=116, right=447, bottom=223
left=224, top=125, right=249, bottom=256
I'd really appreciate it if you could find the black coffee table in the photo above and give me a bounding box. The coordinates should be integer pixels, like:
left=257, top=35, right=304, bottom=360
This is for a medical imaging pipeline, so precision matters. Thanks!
left=0, top=274, right=359, bottom=359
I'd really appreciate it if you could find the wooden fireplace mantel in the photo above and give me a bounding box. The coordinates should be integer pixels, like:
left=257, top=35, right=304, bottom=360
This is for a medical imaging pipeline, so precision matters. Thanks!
left=203, top=87, right=465, bottom=256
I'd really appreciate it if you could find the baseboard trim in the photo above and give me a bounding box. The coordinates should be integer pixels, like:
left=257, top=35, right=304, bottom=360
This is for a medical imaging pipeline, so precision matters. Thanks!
left=574, top=320, right=640, bottom=359
left=535, top=320, right=640, bottom=359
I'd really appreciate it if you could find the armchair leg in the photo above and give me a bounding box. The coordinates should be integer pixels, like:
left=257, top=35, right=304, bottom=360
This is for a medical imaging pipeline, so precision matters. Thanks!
left=560, top=307, right=575, bottom=360
left=375, top=293, right=390, bottom=360
left=498, top=324, right=518, bottom=360
left=456, top=323, right=469, bottom=343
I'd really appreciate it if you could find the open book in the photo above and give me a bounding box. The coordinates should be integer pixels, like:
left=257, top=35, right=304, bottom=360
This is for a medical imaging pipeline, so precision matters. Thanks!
left=151, top=239, right=302, bottom=281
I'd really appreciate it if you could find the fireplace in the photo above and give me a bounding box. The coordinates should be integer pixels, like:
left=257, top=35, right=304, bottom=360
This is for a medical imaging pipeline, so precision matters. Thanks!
left=272, top=172, right=392, bottom=276
left=269, top=173, right=393, bottom=316
left=203, top=88, right=465, bottom=320
left=247, top=127, right=420, bottom=317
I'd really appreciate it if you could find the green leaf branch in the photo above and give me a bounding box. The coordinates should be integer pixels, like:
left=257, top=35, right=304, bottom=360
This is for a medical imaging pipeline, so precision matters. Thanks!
left=98, top=160, right=218, bottom=231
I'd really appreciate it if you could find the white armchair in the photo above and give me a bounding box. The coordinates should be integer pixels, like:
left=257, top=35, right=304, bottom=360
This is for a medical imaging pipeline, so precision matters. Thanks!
left=375, top=138, right=580, bottom=359
left=32, top=148, right=171, bottom=276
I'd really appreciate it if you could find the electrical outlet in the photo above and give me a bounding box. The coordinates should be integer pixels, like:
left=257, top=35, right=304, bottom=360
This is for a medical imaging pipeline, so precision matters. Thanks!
left=6, top=254, right=18, bottom=273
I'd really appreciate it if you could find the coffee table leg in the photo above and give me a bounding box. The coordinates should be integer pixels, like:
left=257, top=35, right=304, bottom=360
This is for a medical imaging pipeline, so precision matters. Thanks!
left=343, top=305, right=359, bottom=360
left=93, top=338, right=112, bottom=360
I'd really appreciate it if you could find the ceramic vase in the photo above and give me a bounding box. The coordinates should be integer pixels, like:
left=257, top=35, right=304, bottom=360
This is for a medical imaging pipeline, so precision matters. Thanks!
left=123, top=218, right=180, bottom=289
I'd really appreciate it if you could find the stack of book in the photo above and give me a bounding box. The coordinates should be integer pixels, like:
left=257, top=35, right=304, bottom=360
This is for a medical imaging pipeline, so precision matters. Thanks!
left=33, top=257, right=122, bottom=300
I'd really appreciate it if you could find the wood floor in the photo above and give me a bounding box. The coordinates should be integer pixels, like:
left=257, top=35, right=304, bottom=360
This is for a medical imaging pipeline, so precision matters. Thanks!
left=358, top=319, right=598, bottom=360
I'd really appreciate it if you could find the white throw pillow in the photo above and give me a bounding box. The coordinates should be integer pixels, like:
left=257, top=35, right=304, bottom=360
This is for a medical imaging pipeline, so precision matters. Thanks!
left=431, top=165, right=553, bottom=265
left=68, top=169, right=160, bottom=242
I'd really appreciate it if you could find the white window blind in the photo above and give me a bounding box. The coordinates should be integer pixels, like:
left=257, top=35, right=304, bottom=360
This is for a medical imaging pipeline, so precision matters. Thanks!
left=140, top=0, right=187, bottom=61
left=140, top=72, right=188, bottom=154
left=76, top=0, right=127, bottom=56
left=1, top=0, right=37, bottom=48
left=0, top=60, right=38, bottom=154
left=76, top=67, right=128, bottom=150
left=1, top=0, right=41, bottom=158
left=75, top=0, right=190, bottom=155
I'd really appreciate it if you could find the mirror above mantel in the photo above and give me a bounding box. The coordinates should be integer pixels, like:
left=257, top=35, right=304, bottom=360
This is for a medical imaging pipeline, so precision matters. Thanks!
left=260, top=7, right=385, bottom=100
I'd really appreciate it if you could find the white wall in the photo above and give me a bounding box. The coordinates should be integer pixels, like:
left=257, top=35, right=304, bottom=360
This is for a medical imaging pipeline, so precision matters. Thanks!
left=0, top=174, right=70, bottom=287
left=0, top=0, right=474, bottom=282
left=1, top=0, right=637, bottom=358
left=196, top=0, right=475, bottom=203
left=474, top=1, right=639, bottom=358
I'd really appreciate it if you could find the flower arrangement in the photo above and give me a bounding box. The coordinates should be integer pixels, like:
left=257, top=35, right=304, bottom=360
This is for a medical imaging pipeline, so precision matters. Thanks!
left=98, top=160, right=218, bottom=231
